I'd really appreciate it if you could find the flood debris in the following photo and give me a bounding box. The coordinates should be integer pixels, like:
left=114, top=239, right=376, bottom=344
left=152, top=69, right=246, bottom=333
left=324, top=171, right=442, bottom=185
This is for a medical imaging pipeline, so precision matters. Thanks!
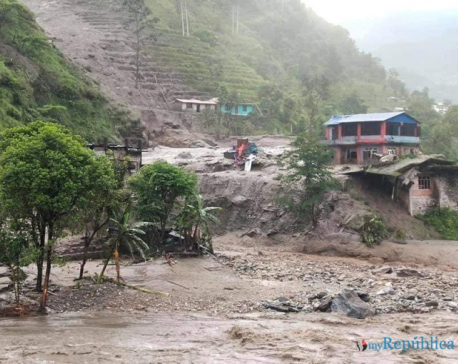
left=330, top=289, right=375, bottom=319
left=224, top=138, right=258, bottom=171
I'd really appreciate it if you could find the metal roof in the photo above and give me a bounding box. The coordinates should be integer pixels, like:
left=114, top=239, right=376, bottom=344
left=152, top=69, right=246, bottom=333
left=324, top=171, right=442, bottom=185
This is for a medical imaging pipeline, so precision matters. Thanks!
left=342, top=155, right=455, bottom=177
left=324, top=112, right=406, bottom=126
left=175, top=98, right=218, bottom=105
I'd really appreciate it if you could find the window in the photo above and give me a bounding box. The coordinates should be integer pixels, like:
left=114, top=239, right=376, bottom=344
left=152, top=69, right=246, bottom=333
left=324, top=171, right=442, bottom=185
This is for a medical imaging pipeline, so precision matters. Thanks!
left=346, top=149, right=357, bottom=161
left=386, top=122, right=400, bottom=136
left=361, top=122, right=381, bottom=136
left=363, top=147, right=378, bottom=160
left=401, top=124, right=416, bottom=136
left=418, top=176, right=431, bottom=190
left=388, top=148, right=397, bottom=156
left=186, top=103, right=193, bottom=109
left=342, top=123, right=357, bottom=137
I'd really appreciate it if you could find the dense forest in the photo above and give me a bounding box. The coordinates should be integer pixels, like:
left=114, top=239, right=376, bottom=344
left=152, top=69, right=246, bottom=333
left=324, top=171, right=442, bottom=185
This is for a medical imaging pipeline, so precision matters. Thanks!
left=0, top=0, right=138, bottom=141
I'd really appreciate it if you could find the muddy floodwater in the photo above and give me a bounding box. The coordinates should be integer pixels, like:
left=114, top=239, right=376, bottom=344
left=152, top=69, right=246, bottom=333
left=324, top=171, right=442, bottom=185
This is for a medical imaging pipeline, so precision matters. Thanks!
left=2, top=310, right=458, bottom=363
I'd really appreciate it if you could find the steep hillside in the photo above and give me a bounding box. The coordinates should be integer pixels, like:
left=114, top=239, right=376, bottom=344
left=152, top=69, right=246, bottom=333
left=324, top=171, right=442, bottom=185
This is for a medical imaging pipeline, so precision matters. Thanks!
left=145, top=0, right=400, bottom=119
left=0, top=0, right=139, bottom=141
left=22, top=0, right=405, bottom=141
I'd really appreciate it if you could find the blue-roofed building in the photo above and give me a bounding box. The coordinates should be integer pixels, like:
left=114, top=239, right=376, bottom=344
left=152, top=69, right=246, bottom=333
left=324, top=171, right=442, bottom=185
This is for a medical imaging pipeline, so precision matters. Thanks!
left=322, top=112, right=421, bottom=165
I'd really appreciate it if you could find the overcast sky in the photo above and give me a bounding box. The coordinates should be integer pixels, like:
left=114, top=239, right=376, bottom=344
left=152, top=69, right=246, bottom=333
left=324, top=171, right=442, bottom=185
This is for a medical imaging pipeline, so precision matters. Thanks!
left=304, top=0, right=458, bottom=24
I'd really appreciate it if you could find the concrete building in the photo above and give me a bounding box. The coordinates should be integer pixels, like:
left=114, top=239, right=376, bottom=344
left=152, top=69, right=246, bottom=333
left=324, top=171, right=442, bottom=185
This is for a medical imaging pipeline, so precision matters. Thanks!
left=173, top=98, right=218, bottom=113
left=323, top=112, right=421, bottom=165
left=220, top=103, right=259, bottom=117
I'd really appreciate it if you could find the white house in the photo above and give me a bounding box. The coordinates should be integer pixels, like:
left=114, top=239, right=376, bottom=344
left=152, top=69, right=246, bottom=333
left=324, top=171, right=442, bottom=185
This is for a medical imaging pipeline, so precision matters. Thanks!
left=173, top=98, right=218, bottom=113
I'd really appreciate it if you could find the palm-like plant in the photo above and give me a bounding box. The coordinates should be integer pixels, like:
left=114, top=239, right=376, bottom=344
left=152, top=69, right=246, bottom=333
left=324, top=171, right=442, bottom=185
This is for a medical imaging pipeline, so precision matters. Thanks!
left=178, top=194, right=221, bottom=253
left=98, top=209, right=150, bottom=284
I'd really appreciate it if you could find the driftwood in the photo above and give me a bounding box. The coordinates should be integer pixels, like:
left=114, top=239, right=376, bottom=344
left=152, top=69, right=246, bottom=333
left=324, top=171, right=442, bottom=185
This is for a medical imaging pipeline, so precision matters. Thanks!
left=166, top=280, right=190, bottom=290
left=118, top=281, right=170, bottom=297
left=262, top=302, right=301, bottom=313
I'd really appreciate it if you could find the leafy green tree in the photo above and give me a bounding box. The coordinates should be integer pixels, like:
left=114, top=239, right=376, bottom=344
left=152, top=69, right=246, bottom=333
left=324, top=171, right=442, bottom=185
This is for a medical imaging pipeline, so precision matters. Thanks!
left=177, top=193, right=221, bottom=254
left=0, top=121, right=98, bottom=311
left=301, top=75, right=330, bottom=136
left=73, top=154, right=127, bottom=280
left=338, top=93, right=368, bottom=115
left=128, top=161, right=197, bottom=247
left=0, top=220, right=37, bottom=304
left=278, top=133, right=337, bottom=226
left=98, top=208, right=149, bottom=283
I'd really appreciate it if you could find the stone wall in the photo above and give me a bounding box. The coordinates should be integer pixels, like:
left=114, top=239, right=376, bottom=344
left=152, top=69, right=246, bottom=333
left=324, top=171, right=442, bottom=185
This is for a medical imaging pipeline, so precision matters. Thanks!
left=410, top=196, right=438, bottom=216
left=438, top=176, right=458, bottom=210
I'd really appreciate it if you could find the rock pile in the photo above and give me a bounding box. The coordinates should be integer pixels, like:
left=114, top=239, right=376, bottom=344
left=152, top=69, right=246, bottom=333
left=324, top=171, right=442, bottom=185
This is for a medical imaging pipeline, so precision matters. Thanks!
left=219, top=253, right=458, bottom=316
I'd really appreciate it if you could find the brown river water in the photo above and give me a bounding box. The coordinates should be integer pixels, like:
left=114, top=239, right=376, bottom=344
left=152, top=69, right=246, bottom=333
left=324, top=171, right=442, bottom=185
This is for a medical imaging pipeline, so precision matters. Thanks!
left=2, top=311, right=458, bottom=363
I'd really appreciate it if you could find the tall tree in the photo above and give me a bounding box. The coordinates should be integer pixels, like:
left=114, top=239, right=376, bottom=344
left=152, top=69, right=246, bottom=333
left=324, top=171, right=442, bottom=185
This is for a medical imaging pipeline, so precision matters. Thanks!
left=278, top=133, right=337, bottom=227
left=73, top=154, right=126, bottom=280
left=122, top=0, right=158, bottom=88
left=0, top=121, right=98, bottom=311
left=98, top=207, right=149, bottom=284
left=128, top=161, right=197, bottom=247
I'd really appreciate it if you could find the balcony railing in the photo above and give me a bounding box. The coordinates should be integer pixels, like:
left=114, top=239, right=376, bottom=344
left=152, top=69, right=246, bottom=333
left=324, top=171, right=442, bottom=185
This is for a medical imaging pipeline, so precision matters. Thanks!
left=385, top=135, right=420, bottom=144
left=321, top=135, right=420, bottom=145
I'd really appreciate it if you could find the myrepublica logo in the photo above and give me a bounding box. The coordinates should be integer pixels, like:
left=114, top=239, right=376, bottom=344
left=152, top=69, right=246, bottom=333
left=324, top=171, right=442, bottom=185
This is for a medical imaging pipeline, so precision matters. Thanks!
left=355, top=337, right=455, bottom=353
left=356, top=339, right=368, bottom=352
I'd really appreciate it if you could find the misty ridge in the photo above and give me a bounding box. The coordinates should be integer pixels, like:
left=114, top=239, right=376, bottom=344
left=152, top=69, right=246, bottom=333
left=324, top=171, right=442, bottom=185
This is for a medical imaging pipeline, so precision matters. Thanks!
left=344, top=9, right=458, bottom=102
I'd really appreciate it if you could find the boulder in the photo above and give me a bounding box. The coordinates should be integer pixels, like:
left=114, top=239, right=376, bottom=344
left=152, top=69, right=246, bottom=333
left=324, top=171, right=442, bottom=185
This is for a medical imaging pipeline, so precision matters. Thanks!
left=175, top=152, right=193, bottom=159
left=396, top=269, right=423, bottom=278
left=331, top=289, right=375, bottom=319
left=316, top=296, right=333, bottom=312
left=372, top=266, right=393, bottom=275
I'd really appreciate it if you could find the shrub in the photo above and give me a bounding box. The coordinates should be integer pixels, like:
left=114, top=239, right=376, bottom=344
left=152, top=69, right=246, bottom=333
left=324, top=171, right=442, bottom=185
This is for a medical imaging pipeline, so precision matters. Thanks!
left=419, top=208, right=458, bottom=240
left=361, top=215, right=388, bottom=247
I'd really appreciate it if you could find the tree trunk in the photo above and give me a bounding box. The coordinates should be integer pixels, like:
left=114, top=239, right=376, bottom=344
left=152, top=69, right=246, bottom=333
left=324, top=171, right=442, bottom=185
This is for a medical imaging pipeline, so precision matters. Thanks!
left=14, top=266, right=20, bottom=305
left=36, top=225, right=46, bottom=292
left=36, top=252, right=43, bottom=292
left=39, top=224, right=53, bottom=313
left=79, top=233, right=90, bottom=280
left=79, top=222, right=106, bottom=280
left=114, top=241, right=120, bottom=284
left=98, top=244, right=115, bottom=284
left=135, top=20, right=140, bottom=89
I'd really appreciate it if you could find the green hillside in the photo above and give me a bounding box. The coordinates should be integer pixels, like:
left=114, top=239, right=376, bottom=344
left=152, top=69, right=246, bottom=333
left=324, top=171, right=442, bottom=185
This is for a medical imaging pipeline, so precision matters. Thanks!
left=0, top=0, right=137, bottom=141
left=143, top=0, right=401, bottom=133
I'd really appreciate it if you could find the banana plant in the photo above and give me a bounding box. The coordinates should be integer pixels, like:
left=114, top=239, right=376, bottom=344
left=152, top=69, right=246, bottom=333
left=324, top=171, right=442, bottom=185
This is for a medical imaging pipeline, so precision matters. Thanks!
left=98, top=208, right=151, bottom=284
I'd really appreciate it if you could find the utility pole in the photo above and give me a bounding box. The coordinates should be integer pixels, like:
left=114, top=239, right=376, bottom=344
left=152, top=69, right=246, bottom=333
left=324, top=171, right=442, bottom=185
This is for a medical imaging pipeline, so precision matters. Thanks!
left=232, top=6, right=235, bottom=34
left=185, top=1, right=190, bottom=37
left=236, top=5, right=239, bottom=35
left=180, top=2, right=185, bottom=36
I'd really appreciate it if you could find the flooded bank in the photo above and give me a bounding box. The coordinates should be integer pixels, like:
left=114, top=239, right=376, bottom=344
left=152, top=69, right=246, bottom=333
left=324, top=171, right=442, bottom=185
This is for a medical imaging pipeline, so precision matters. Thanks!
left=2, top=311, right=458, bottom=363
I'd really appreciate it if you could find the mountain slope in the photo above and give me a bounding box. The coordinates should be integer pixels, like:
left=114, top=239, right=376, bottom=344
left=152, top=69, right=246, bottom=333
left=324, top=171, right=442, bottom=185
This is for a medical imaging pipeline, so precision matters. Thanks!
left=22, top=0, right=405, bottom=140
left=0, top=0, right=139, bottom=141
left=345, top=10, right=458, bottom=102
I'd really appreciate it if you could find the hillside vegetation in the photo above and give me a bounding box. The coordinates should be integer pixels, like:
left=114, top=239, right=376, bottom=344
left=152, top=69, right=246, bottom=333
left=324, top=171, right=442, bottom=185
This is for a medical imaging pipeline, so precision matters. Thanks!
left=0, top=0, right=138, bottom=141
left=142, top=0, right=403, bottom=134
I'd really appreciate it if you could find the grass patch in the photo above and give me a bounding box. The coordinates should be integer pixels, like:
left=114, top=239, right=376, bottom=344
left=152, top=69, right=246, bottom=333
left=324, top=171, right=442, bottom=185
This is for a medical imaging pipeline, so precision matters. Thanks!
left=419, top=208, right=458, bottom=240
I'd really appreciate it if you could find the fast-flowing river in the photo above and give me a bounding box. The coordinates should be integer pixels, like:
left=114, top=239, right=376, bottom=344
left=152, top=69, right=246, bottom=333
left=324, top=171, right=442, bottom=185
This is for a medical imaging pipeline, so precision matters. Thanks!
left=1, top=311, right=458, bottom=363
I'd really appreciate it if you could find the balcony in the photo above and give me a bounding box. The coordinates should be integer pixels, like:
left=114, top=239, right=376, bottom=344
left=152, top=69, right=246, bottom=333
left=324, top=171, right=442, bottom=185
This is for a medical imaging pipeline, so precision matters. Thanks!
left=321, top=135, right=420, bottom=146
left=385, top=135, right=420, bottom=144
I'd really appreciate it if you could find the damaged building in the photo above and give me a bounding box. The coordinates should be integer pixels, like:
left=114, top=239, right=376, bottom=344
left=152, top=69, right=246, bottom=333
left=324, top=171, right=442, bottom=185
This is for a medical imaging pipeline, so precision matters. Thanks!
left=343, top=156, right=458, bottom=216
